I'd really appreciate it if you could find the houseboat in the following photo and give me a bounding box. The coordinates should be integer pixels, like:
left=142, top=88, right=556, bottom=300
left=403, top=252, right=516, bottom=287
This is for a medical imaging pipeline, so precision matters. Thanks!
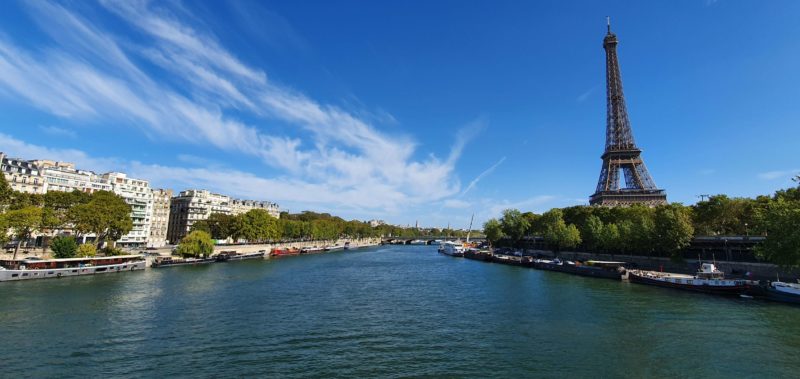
left=300, top=246, right=325, bottom=254
left=215, top=250, right=266, bottom=262
left=748, top=280, right=800, bottom=305
left=627, top=263, right=749, bottom=295
left=0, top=255, right=146, bottom=282
left=532, top=259, right=626, bottom=280
left=439, top=241, right=465, bottom=257
left=151, top=256, right=216, bottom=268
left=270, top=247, right=301, bottom=257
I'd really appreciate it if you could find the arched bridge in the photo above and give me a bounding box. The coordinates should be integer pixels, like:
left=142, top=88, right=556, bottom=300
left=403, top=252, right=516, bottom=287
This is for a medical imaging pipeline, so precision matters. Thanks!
left=381, top=236, right=486, bottom=245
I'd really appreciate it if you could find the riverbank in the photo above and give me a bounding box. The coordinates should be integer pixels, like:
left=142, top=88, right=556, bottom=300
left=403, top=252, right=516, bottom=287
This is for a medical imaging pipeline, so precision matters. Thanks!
left=0, top=237, right=383, bottom=263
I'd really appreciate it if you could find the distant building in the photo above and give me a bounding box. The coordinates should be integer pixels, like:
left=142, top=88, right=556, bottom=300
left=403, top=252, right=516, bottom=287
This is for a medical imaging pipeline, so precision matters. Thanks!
left=102, top=172, right=154, bottom=248
left=32, top=160, right=100, bottom=193
left=369, top=219, right=385, bottom=228
left=167, top=189, right=281, bottom=243
left=167, top=189, right=232, bottom=243
left=231, top=198, right=280, bottom=218
left=0, top=152, right=45, bottom=194
left=148, top=188, right=173, bottom=248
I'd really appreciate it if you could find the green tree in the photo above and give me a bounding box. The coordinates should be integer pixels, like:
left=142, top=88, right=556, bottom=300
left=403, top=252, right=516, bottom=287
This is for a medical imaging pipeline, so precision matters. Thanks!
left=483, top=218, right=504, bottom=247
left=51, top=236, right=78, bottom=258
left=3, top=206, right=43, bottom=259
left=176, top=230, right=214, bottom=258
left=0, top=173, right=12, bottom=209
left=68, top=191, right=133, bottom=249
left=598, top=222, right=621, bottom=253
left=78, top=243, right=97, bottom=257
left=499, top=209, right=530, bottom=245
left=653, top=204, right=695, bottom=260
left=541, top=208, right=582, bottom=252
left=582, top=215, right=605, bottom=252
left=238, top=209, right=281, bottom=242
left=756, top=200, right=800, bottom=267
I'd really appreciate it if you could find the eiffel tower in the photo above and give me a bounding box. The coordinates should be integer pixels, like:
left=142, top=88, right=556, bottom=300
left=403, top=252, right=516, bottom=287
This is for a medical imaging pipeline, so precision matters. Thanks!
left=589, top=18, right=667, bottom=207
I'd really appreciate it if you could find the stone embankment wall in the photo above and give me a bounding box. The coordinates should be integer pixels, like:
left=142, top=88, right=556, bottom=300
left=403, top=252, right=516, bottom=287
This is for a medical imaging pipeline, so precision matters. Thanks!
left=210, top=237, right=382, bottom=255
left=529, top=249, right=799, bottom=281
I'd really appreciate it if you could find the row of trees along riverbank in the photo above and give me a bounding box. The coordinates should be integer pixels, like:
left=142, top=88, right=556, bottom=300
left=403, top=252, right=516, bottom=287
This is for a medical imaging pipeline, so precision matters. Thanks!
left=0, top=175, right=132, bottom=259
left=190, top=210, right=478, bottom=243
left=483, top=176, right=800, bottom=267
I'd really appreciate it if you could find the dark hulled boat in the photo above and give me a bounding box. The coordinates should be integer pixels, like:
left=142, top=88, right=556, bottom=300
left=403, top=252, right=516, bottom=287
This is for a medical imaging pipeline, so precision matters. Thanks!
left=151, top=256, right=217, bottom=268
left=747, top=280, right=800, bottom=305
left=627, top=263, right=749, bottom=295
left=215, top=251, right=266, bottom=262
left=532, top=259, right=625, bottom=280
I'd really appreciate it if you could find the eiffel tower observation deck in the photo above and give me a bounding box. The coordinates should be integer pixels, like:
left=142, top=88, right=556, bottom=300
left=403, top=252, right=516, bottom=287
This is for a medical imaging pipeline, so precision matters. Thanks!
left=589, top=18, right=667, bottom=207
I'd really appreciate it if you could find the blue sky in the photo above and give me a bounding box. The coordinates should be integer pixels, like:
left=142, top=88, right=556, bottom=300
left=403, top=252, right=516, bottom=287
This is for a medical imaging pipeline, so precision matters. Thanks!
left=1, top=0, right=798, bottom=228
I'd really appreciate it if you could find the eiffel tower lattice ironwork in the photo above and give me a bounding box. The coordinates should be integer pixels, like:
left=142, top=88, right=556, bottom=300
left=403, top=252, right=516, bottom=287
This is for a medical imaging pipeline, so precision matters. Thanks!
left=589, top=19, right=667, bottom=207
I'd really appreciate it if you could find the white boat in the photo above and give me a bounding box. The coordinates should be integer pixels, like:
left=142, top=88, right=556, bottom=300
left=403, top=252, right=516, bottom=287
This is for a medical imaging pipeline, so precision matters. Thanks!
left=0, top=255, right=146, bottom=282
left=439, top=241, right=465, bottom=257
left=409, top=239, right=427, bottom=245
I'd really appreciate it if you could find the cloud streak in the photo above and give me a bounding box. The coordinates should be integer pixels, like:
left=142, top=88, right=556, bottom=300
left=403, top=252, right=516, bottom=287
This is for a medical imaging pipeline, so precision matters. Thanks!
left=0, top=1, right=477, bottom=213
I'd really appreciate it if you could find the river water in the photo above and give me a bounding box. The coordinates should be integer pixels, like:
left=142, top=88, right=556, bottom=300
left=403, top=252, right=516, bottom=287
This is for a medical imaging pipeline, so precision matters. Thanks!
left=1, top=245, right=798, bottom=378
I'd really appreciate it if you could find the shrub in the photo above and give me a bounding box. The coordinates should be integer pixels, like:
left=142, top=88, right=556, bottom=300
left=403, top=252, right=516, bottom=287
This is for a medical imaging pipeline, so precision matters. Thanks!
left=78, top=244, right=97, bottom=257
left=51, top=236, right=78, bottom=258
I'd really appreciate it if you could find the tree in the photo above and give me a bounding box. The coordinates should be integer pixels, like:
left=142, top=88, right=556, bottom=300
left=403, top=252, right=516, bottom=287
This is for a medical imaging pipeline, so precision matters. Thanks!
left=653, top=204, right=694, bottom=260
left=0, top=173, right=12, bottom=209
left=68, top=191, right=132, bottom=248
left=78, top=243, right=97, bottom=257
left=483, top=218, right=504, bottom=247
left=176, top=230, right=214, bottom=258
left=541, top=208, right=582, bottom=252
left=499, top=209, right=530, bottom=245
left=582, top=215, right=605, bottom=252
left=3, top=206, right=43, bottom=259
left=51, top=236, right=78, bottom=258
left=756, top=200, right=800, bottom=267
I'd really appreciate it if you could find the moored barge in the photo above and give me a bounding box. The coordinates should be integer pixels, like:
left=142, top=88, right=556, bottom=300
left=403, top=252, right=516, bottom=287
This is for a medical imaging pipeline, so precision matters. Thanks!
left=533, top=259, right=626, bottom=280
left=270, top=247, right=301, bottom=257
left=0, top=255, right=146, bottom=282
left=151, top=256, right=216, bottom=268
left=215, top=251, right=266, bottom=262
left=627, top=263, right=749, bottom=295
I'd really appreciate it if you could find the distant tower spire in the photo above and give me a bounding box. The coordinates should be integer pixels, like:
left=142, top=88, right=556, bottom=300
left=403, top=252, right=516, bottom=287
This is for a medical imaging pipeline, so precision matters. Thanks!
left=607, top=16, right=611, bottom=33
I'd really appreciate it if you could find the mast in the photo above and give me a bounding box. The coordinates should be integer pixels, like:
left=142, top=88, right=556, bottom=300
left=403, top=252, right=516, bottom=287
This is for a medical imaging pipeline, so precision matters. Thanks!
left=466, top=213, right=474, bottom=243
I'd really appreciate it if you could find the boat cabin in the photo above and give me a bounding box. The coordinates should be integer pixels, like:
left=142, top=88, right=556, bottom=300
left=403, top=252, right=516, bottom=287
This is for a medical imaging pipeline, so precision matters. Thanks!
left=696, top=263, right=725, bottom=279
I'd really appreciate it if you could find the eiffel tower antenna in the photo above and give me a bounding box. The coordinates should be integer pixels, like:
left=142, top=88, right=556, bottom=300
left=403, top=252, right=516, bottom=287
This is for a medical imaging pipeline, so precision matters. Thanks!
left=589, top=19, right=667, bottom=207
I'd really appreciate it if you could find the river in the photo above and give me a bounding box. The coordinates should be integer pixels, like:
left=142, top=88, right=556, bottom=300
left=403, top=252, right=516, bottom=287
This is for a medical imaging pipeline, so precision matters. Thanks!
left=1, top=245, right=798, bottom=378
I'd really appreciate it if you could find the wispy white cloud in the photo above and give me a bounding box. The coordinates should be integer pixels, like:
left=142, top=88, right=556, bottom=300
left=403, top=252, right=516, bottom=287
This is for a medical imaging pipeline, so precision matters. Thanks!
left=443, top=199, right=471, bottom=209
left=0, top=1, right=478, bottom=213
left=461, top=156, right=506, bottom=196
left=0, top=133, right=119, bottom=172
left=577, top=86, right=597, bottom=103
left=758, top=169, right=799, bottom=181
left=39, top=126, right=77, bottom=139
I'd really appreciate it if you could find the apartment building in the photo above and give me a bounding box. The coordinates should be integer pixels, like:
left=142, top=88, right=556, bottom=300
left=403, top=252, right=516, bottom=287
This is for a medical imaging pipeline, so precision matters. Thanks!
left=102, top=172, right=154, bottom=248
left=0, top=152, right=45, bottom=194
left=148, top=188, right=173, bottom=248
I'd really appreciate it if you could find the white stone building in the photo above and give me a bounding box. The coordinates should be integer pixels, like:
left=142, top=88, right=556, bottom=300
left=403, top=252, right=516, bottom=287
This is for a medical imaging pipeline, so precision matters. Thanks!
left=1, top=152, right=45, bottom=194
left=102, top=172, right=154, bottom=248
left=148, top=188, right=172, bottom=248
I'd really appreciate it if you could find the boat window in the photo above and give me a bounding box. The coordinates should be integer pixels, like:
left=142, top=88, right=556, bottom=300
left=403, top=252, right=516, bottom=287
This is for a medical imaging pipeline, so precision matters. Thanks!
left=72, top=270, right=78, bottom=273
left=22, top=273, right=28, bottom=276
left=48, top=272, right=54, bottom=275
left=12, top=274, right=18, bottom=277
left=95, top=267, right=107, bottom=272
left=122, top=266, right=127, bottom=269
